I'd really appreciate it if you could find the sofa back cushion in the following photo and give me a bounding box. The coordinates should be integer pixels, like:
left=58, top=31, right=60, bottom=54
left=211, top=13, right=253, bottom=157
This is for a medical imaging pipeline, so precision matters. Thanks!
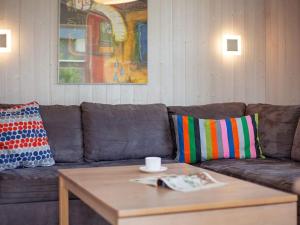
left=81, top=102, right=173, bottom=161
left=39, top=105, right=83, bottom=163
left=0, top=104, right=84, bottom=163
left=168, top=102, right=246, bottom=119
left=246, top=104, right=300, bottom=159
left=291, top=120, right=300, bottom=161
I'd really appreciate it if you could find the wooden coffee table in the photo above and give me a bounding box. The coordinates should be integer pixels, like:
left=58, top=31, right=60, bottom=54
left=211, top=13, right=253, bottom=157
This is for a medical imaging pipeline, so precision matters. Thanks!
left=58, top=163, right=297, bottom=225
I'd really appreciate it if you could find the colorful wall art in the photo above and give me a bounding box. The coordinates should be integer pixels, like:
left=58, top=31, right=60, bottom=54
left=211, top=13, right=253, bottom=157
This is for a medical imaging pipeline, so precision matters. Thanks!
left=59, top=0, right=148, bottom=84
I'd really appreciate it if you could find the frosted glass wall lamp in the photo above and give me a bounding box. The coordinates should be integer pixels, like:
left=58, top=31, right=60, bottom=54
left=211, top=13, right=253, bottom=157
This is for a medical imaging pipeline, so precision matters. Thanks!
left=0, top=29, right=12, bottom=53
left=223, top=35, right=241, bottom=56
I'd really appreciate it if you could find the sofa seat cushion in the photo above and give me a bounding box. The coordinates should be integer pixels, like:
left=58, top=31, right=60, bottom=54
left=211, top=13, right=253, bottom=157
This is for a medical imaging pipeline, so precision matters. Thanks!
left=0, top=159, right=176, bottom=204
left=81, top=102, right=174, bottom=161
left=199, top=159, right=300, bottom=193
left=0, top=163, right=91, bottom=204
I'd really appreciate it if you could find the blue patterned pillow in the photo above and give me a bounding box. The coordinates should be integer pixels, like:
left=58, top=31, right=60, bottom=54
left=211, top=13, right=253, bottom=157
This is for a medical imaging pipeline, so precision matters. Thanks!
left=0, top=102, right=55, bottom=170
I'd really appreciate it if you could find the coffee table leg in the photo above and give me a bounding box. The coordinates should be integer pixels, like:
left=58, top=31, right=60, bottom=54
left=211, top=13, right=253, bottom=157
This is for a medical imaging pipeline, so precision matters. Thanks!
left=59, top=176, right=69, bottom=225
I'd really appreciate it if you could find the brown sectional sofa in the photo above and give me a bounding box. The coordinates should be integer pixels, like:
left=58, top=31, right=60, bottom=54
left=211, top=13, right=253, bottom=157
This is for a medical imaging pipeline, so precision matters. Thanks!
left=0, top=102, right=299, bottom=225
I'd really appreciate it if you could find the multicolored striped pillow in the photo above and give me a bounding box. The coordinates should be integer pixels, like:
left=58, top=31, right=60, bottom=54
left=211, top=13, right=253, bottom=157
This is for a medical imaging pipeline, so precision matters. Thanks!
left=172, top=114, right=262, bottom=163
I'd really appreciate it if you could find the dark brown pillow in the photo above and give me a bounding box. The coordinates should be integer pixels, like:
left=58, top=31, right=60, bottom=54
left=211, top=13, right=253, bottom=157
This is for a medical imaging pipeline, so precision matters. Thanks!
left=246, top=104, right=300, bottom=159
left=291, top=120, right=300, bottom=161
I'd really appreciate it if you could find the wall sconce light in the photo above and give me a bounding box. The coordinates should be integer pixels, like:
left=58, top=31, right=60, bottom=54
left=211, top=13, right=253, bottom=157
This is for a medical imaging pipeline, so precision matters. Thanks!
left=223, top=34, right=241, bottom=56
left=0, top=29, right=12, bottom=53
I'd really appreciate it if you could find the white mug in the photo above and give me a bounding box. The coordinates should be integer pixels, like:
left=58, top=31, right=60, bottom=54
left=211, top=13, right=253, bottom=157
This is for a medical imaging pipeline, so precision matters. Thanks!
left=145, top=157, right=161, bottom=171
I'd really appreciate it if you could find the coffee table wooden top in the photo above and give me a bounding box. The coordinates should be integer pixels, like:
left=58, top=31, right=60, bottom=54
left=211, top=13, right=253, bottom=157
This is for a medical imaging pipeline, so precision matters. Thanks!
left=58, top=163, right=297, bottom=219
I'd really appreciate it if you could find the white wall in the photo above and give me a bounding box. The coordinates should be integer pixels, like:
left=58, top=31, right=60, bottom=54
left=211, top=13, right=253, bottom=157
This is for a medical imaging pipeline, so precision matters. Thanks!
left=0, top=0, right=298, bottom=106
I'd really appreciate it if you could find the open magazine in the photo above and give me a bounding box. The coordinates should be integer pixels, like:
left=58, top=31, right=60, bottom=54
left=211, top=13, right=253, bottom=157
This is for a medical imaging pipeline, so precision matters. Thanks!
left=130, top=172, right=226, bottom=192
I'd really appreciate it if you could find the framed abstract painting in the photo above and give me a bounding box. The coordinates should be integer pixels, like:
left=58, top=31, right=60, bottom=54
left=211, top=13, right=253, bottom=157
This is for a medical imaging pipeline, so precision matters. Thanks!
left=59, top=0, right=148, bottom=84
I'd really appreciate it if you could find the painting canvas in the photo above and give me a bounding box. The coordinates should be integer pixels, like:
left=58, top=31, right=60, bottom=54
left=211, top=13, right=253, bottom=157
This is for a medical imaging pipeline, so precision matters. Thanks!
left=59, top=0, right=148, bottom=84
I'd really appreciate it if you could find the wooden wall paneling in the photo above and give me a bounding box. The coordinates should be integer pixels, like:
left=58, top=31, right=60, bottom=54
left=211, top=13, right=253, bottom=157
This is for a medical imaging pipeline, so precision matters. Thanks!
left=92, top=85, right=107, bottom=104
left=172, top=0, right=187, bottom=106
left=120, top=85, right=134, bottom=104
left=285, top=0, right=300, bottom=104
left=233, top=0, right=247, bottom=102
left=63, top=85, right=79, bottom=105
left=3, top=0, right=21, bottom=104
left=79, top=85, right=93, bottom=103
left=244, top=0, right=256, bottom=103
left=0, top=54, right=4, bottom=103
left=277, top=0, right=287, bottom=104
left=208, top=0, right=231, bottom=104
left=244, top=0, right=266, bottom=103
left=33, top=0, right=51, bottom=104
left=185, top=0, right=200, bottom=105
left=265, top=0, right=277, bottom=104
left=276, top=0, right=285, bottom=104
left=3, top=0, right=299, bottom=106
left=49, top=0, right=65, bottom=105
left=207, top=0, right=218, bottom=103
left=132, top=85, right=146, bottom=104
left=219, top=0, right=235, bottom=103
left=146, top=0, right=161, bottom=104
left=253, top=0, right=266, bottom=103
left=107, top=85, right=121, bottom=104
left=265, top=0, right=272, bottom=104
left=19, top=0, right=35, bottom=103
left=284, top=0, right=295, bottom=104
left=265, top=0, right=300, bottom=105
left=197, top=0, right=210, bottom=105
left=0, top=1, right=7, bottom=103
left=159, top=0, right=174, bottom=106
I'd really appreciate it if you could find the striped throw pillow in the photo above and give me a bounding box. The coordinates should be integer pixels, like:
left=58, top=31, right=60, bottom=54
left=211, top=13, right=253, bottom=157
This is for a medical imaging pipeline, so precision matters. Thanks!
left=172, top=114, right=262, bottom=163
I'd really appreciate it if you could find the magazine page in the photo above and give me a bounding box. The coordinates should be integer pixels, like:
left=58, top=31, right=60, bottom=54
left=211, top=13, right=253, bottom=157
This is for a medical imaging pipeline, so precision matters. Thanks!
left=130, top=172, right=226, bottom=192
